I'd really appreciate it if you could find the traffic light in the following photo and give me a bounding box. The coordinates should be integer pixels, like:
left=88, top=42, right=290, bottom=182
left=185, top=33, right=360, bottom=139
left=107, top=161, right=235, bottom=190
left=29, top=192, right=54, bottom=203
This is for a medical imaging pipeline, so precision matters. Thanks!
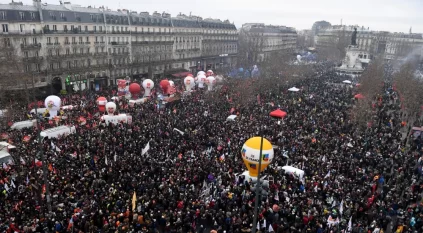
left=65, top=75, right=70, bottom=85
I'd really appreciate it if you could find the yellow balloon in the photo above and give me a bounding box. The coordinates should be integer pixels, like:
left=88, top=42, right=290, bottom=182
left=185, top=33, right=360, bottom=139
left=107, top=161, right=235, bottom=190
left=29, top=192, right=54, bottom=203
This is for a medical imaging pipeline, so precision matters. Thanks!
left=241, top=137, right=274, bottom=177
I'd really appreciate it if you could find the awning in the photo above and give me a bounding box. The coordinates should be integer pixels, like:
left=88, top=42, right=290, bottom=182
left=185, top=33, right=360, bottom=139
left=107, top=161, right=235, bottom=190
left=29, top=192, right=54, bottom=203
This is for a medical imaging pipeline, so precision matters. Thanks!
left=172, top=71, right=192, bottom=78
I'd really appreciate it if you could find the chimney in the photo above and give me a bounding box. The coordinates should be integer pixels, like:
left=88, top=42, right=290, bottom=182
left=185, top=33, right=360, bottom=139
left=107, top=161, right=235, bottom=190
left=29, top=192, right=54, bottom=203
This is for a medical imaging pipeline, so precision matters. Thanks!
left=33, top=0, right=42, bottom=8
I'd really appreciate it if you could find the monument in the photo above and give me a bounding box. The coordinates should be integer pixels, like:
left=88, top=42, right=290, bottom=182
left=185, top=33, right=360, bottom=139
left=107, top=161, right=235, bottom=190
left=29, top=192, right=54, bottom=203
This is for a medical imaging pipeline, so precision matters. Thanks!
left=336, top=27, right=370, bottom=78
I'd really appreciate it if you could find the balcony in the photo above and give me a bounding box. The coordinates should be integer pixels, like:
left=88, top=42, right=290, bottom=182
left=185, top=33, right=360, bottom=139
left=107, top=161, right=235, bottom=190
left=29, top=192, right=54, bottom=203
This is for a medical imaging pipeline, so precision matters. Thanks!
left=92, top=52, right=108, bottom=57
left=20, top=43, right=42, bottom=50
left=46, top=43, right=60, bottom=47
left=23, top=56, right=44, bottom=63
left=111, top=52, right=130, bottom=57
left=44, top=29, right=105, bottom=35
left=109, top=42, right=129, bottom=46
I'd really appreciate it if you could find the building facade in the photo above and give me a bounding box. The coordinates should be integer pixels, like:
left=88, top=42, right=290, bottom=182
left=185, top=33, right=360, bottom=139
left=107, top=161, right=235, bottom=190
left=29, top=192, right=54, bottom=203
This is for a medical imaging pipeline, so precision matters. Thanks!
left=0, top=0, right=238, bottom=93
left=315, top=25, right=423, bottom=61
left=239, top=23, right=297, bottom=64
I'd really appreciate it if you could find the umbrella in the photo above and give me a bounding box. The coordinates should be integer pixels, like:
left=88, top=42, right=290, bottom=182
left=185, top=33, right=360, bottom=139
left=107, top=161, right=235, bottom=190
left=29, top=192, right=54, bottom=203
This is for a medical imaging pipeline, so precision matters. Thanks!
left=354, top=94, right=365, bottom=99
left=226, top=115, right=237, bottom=121
left=342, top=80, right=352, bottom=84
left=270, top=109, right=287, bottom=119
left=288, top=87, right=300, bottom=92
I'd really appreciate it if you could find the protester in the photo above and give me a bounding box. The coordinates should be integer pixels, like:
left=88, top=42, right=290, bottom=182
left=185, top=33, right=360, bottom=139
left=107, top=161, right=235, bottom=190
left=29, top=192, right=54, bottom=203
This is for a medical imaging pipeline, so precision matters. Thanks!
left=0, top=63, right=420, bottom=233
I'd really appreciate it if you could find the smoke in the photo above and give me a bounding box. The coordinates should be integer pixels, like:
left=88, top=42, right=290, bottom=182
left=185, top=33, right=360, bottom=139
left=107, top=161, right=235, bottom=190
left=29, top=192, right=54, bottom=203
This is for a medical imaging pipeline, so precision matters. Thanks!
left=395, top=45, right=423, bottom=68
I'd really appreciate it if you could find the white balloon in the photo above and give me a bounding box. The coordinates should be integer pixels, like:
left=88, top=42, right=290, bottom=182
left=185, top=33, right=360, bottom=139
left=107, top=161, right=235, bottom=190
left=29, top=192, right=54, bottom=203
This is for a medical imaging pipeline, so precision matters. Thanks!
left=206, top=76, right=216, bottom=91
left=197, top=74, right=207, bottom=89
left=44, top=95, right=61, bottom=119
left=184, top=76, right=195, bottom=91
left=169, top=80, right=175, bottom=87
left=105, top=102, right=117, bottom=115
left=142, top=79, right=154, bottom=97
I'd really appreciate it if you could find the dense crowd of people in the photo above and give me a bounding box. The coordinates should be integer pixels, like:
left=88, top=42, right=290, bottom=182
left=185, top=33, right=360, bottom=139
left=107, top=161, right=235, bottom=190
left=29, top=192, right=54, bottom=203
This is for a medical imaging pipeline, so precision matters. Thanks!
left=0, top=63, right=422, bottom=233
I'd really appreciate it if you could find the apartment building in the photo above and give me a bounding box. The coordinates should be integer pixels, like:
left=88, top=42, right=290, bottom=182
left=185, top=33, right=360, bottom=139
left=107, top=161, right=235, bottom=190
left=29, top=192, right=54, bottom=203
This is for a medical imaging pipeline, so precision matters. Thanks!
left=240, top=23, right=297, bottom=63
left=315, top=25, right=423, bottom=61
left=0, top=0, right=238, bottom=93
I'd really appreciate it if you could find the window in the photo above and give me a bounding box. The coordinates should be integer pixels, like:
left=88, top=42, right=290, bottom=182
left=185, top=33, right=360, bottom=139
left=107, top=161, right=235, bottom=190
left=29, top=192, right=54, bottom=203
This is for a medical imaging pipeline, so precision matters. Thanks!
left=22, top=38, right=27, bottom=46
left=19, top=12, right=25, bottom=20
left=24, top=51, right=29, bottom=58
left=35, top=64, right=40, bottom=72
left=78, top=25, right=81, bottom=32
left=47, top=37, right=51, bottom=44
left=84, top=26, right=88, bottom=32
left=54, top=37, right=58, bottom=44
left=90, top=14, right=94, bottom=21
left=52, top=25, right=57, bottom=31
left=99, top=26, right=102, bottom=32
left=50, top=63, right=54, bottom=70
left=70, top=25, right=74, bottom=31
left=64, top=25, right=68, bottom=32
left=78, top=37, right=82, bottom=43
left=55, top=49, right=60, bottom=56
left=71, top=37, right=76, bottom=43
left=87, top=48, right=90, bottom=54
left=74, top=60, right=78, bottom=67
left=80, top=48, right=83, bottom=54
left=66, top=48, right=70, bottom=55
left=48, top=49, right=53, bottom=56
left=112, top=26, right=115, bottom=32
left=72, top=48, right=76, bottom=54
left=67, top=61, right=71, bottom=68
left=56, top=62, right=61, bottom=69
left=100, top=36, right=104, bottom=42
left=95, top=47, right=98, bottom=53
left=87, top=59, right=91, bottom=66
left=125, top=27, right=128, bottom=32
left=2, top=24, right=8, bottom=32
left=35, top=51, right=39, bottom=57
left=20, top=24, right=25, bottom=32
left=25, top=65, right=30, bottom=72
left=93, top=26, right=96, bottom=32
left=60, top=13, right=64, bottom=19
left=0, top=11, right=6, bottom=20
left=64, top=37, right=69, bottom=44
left=86, top=36, right=89, bottom=42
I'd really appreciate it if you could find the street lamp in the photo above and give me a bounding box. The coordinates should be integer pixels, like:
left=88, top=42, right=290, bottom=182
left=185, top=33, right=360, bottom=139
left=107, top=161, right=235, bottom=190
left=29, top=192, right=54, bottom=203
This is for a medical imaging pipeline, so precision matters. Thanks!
left=31, top=75, right=52, bottom=214
left=252, top=108, right=287, bottom=233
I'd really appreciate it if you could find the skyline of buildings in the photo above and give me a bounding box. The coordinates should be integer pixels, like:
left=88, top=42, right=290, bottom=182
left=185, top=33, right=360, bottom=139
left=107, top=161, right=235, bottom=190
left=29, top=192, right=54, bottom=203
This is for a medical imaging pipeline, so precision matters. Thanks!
left=0, top=0, right=239, bottom=93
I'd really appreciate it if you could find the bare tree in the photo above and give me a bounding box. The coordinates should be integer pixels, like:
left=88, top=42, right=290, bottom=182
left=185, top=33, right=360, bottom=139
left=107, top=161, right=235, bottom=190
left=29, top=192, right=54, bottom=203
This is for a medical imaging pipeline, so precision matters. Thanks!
left=394, top=62, right=423, bottom=126
left=317, top=28, right=349, bottom=61
left=0, top=37, right=35, bottom=105
left=237, top=29, right=264, bottom=67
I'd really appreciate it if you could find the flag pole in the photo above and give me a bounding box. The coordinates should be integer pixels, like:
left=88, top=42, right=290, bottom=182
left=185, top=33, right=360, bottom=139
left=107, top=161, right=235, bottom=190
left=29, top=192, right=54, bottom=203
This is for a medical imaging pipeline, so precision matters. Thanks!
left=252, top=135, right=264, bottom=233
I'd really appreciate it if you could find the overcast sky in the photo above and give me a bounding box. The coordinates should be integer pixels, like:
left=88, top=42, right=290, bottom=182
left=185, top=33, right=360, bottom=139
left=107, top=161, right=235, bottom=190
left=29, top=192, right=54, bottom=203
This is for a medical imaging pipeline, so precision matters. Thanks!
left=21, top=0, right=423, bottom=33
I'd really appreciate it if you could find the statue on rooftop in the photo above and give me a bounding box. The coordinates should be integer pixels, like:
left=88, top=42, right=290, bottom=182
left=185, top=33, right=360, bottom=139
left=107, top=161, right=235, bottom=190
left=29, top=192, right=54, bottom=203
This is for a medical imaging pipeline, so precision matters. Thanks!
left=351, top=27, right=357, bottom=46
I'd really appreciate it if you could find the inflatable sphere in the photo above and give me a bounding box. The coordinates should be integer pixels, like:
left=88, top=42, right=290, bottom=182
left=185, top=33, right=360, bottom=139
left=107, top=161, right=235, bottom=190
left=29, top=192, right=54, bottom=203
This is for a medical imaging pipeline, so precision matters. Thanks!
left=105, top=102, right=117, bottom=115
left=96, top=96, right=107, bottom=112
left=142, top=79, right=154, bottom=97
left=241, top=137, right=274, bottom=177
left=44, top=95, right=61, bottom=119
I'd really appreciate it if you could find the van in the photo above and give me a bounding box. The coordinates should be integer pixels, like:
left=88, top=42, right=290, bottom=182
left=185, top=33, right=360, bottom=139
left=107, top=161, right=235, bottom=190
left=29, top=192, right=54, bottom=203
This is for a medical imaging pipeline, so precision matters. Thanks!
left=40, top=126, right=76, bottom=139
left=0, top=150, right=14, bottom=165
left=11, top=120, right=37, bottom=130
left=0, top=141, right=16, bottom=151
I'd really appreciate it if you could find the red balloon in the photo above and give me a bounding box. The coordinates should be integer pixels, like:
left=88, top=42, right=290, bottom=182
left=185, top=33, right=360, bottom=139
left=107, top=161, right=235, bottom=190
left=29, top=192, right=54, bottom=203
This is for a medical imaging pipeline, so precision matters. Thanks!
left=96, top=97, right=107, bottom=112
left=129, top=83, right=141, bottom=94
left=160, top=80, right=170, bottom=94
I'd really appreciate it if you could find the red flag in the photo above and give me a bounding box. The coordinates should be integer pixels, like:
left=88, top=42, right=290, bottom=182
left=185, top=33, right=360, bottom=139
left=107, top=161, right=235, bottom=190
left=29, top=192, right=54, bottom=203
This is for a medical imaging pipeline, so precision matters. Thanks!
left=35, top=159, right=42, bottom=167
left=23, top=135, right=31, bottom=142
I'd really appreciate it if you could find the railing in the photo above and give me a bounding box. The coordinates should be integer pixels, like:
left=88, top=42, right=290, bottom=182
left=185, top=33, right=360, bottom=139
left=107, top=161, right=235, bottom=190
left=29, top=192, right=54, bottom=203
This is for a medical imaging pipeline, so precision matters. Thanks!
left=20, top=43, right=42, bottom=50
left=109, top=42, right=129, bottom=45
left=44, top=29, right=105, bottom=34
left=23, top=56, right=44, bottom=63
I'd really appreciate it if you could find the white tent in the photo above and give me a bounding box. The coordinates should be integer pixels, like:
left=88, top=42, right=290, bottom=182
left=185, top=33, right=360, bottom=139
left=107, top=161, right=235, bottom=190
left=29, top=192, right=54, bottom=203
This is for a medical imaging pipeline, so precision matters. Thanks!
left=279, top=166, right=304, bottom=179
left=288, top=87, right=300, bottom=92
left=226, top=115, right=237, bottom=121
left=342, top=80, right=352, bottom=84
